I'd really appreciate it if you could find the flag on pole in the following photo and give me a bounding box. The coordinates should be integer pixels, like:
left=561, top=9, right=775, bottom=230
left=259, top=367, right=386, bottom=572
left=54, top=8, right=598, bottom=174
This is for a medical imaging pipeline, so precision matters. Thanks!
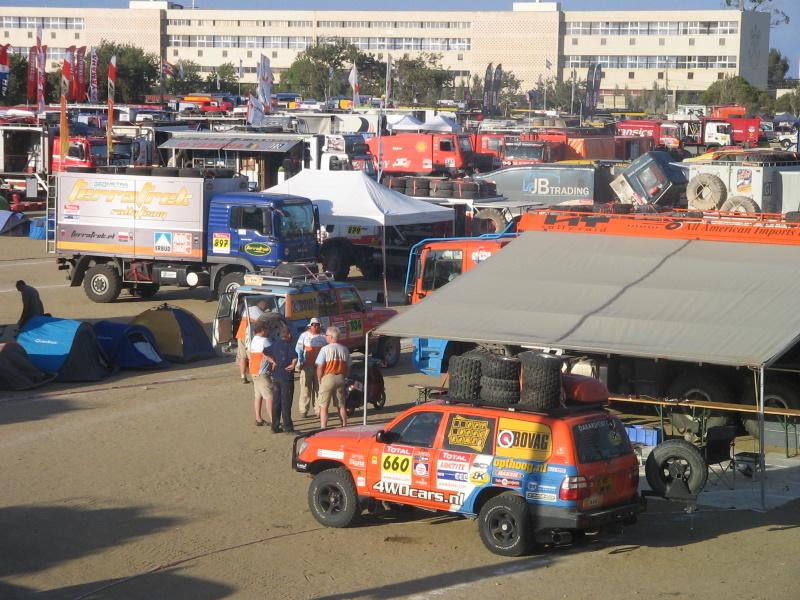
left=384, top=54, right=392, bottom=107
left=238, top=58, right=244, bottom=81
left=247, top=91, right=265, bottom=126
left=0, top=44, right=10, bottom=98
left=178, top=62, right=184, bottom=80
left=348, top=64, right=359, bottom=109
left=74, top=46, right=86, bottom=102
left=107, top=55, right=116, bottom=165
left=36, top=28, right=45, bottom=115
left=62, top=45, right=75, bottom=100
left=107, top=55, right=116, bottom=100
left=88, top=48, right=98, bottom=102
left=215, top=69, right=220, bottom=91
left=59, top=94, right=68, bottom=165
left=545, top=58, right=553, bottom=70
left=161, top=60, right=175, bottom=78
left=27, top=46, right=37, bottom=103
left=257, top=54, right=274, bottom=112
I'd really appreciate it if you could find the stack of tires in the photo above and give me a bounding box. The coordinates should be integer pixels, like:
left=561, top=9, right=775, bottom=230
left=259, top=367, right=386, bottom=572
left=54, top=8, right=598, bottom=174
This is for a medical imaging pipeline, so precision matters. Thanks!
left=518, top=352, right=563, bottom=410
left=387, top=177, right=499, bottom=201
left=448, top=350, right=521, bottom=405
left=405, top=178, right=430, bottom=197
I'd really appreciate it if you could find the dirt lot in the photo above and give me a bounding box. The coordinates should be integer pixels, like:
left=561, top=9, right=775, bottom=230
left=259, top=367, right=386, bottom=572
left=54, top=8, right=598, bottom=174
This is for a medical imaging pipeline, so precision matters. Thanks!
left=2, top=237, right=799, bottom=599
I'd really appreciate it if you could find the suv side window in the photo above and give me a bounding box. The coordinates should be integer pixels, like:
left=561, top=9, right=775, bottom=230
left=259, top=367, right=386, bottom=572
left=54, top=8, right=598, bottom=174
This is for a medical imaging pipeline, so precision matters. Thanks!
left=387, top=411, right=443, bottom=448
left=317, top=289, right=338, bottom=317
left=338, top=287, right=364, bottom=313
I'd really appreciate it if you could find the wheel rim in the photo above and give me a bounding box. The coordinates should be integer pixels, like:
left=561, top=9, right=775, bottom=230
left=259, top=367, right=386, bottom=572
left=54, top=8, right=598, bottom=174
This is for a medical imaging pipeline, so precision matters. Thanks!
left=487, top=509, right=519, bottom=547
left=662, top=456, right=693, bottom=485
left=225, top=281, right=240, bottom=294
left=317, top=483, right=345, bottom=515
left=91, top=274, right=109, bottom=294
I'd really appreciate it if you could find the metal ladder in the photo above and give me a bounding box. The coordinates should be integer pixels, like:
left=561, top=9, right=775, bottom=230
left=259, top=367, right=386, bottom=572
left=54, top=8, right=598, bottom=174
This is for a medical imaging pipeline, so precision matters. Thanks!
left=45, top=174, right=57, bottom=254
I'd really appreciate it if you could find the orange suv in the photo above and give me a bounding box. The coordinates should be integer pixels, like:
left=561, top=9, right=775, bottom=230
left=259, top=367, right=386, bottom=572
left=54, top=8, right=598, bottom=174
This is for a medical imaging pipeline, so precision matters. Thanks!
left=292, top=374, right=645, bottom=556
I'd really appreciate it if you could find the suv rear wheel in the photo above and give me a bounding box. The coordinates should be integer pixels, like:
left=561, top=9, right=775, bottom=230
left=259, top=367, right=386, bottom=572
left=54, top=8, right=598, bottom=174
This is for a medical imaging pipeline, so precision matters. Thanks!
left=478, top=493, right=531, bottom=556
left=308, top=468, right=360, bottom=528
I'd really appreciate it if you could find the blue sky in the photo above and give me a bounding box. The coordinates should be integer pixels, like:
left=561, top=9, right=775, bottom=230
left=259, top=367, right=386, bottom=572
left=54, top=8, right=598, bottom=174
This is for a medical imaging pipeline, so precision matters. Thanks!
left=3, top=0, right=798, bottom=74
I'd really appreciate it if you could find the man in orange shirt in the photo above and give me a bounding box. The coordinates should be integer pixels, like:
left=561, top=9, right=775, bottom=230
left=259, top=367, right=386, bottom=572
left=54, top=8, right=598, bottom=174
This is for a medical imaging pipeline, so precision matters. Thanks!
left=294, top=317, right=327, bottom=418
left=235, top=298, right=270, bottom=384
left=315, top=326, right=352, bottom=428
left=249, top=321, right=274, bottom=427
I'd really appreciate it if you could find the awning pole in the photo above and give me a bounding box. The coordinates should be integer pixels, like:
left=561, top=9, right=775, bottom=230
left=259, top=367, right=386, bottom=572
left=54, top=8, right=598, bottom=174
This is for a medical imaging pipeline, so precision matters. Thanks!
left=363, top=333, right=370, bottom=426
left=759, top=366, right=766, bottom=511
left=382, top=225, right=389, bottom=308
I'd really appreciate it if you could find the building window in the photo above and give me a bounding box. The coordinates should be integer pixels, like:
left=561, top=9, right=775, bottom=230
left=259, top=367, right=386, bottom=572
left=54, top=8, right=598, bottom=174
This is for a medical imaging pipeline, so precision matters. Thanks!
left=173, top=49, right=178, bottom=57
left=3, top=32, right=8, bottom=38
left=272, top=51, right=278, bottom=58
left=572, top=38, right=578, bottom=45
left=687, top=72, right=694, bottom=79
left=457, top=53, right=463, bottom=61
left=689, top=38, right=695, bottom=46
left=74, top=33, right=80, bottom=40
left=198, top=50, right=203, bottom=57
left=628, top=72, right=635, bottom=79
left=28, top=31, right=33, bottom=39
left=222, top=50, right=228, bottom=57
left=247, top=50, right=252, bottom=58
left=719, top=38, right=726, bottom=46
left=601, top=38, right=607, bottom=46
left=629, top=38, right=635, bottom=45
left=658, top=72, right=664, bottom=79
left=659, top=38, right=665, bottom=46
left=50, top=32, right=56, bottom=39
left=718, top=72, right=724, bottom=79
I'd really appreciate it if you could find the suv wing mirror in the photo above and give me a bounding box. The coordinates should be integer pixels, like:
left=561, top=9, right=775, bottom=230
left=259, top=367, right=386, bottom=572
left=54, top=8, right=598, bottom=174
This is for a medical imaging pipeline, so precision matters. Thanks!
left=376, top=430, right=397, bottom=444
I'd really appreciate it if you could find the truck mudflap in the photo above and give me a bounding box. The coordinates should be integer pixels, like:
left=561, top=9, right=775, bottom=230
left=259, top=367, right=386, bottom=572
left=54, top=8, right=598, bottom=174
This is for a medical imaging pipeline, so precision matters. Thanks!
left=530, top=495, right=646, bottom=531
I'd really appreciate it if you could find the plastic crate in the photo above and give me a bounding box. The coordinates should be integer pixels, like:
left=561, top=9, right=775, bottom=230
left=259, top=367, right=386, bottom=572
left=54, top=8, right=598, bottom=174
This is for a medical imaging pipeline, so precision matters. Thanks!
left=624, top=425, right=663, bottom=446
left=28, top=217, right=46, bottom=240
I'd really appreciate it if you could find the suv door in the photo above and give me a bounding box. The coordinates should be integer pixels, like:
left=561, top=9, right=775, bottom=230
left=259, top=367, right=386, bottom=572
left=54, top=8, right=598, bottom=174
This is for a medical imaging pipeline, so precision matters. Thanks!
left=212, top=291, right=235, bottom=348
left=367, top=410, right=445, bottom=510
left=334, top=287, right=367, bottom=347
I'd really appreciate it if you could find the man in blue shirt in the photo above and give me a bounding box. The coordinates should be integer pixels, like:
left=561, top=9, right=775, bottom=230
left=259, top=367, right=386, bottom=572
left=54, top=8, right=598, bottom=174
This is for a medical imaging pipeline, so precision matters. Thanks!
left=265, top=326, right=298, bottom=434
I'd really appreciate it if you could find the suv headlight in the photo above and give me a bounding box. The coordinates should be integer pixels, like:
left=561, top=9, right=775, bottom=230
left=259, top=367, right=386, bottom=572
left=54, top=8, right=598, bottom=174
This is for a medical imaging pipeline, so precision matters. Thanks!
left=297, top=439, right=309, bottom=456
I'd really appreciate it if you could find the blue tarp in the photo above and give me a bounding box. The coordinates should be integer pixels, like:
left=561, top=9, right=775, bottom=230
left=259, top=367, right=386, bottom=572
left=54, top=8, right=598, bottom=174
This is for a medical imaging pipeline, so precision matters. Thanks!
left=93, top=321, right=168, bottom=370
left=0, top=210, right=30, bottom=236
left=17, top=317, right=113, bottom=382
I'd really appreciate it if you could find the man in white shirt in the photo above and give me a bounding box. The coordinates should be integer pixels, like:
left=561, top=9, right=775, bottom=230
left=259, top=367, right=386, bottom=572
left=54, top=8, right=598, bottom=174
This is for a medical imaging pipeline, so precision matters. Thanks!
left=294, top=317, right=327, bottom=418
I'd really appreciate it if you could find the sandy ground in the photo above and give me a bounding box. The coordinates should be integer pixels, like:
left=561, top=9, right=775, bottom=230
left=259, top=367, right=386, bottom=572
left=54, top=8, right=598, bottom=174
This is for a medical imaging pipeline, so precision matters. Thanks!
left=2, top=236, right=800, bottom=600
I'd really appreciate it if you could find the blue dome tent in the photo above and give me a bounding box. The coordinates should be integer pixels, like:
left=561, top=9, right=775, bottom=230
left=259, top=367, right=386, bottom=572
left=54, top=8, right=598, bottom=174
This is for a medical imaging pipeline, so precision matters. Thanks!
left=93, top=321, right=168, bottom=370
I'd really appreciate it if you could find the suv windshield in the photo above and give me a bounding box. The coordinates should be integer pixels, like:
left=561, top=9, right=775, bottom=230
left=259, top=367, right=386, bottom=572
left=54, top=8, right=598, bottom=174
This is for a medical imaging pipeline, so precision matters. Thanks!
left=276, top=203, right=315, bottom=238
left=573, top=418, right=631, bottom=464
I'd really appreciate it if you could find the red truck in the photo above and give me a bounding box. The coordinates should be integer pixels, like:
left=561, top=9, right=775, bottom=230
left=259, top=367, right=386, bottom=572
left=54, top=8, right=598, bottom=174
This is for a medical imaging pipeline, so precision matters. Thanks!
left=615, top=120, right=682, bottom=150
left=367, top=132, right=475, bottom=176
left=469, top=133, right=504, bottom=171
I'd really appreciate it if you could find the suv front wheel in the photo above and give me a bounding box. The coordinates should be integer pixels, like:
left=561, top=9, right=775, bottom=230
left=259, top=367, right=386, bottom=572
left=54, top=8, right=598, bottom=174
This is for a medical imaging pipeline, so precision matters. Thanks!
left=478, top=493, right=531, bottom=556
left=308, top=467, right=360, bottom=528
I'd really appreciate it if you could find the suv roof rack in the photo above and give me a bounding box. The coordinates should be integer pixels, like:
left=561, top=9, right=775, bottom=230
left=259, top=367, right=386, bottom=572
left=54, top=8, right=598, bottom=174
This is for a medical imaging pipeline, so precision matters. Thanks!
left=245, top=263, right=334, bottom=287
left=439, top=395, right=609, bottom=417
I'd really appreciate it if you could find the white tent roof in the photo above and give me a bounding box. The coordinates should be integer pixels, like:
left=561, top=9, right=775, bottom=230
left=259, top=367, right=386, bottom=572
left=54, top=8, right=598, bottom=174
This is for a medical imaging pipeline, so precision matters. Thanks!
left=388, top=115, right=424, bottom=131
left=420, top=115, right=462, bottom=133
left=266, top=170, right=454, bottom=227
left=376, top=231, right=800, bottom=368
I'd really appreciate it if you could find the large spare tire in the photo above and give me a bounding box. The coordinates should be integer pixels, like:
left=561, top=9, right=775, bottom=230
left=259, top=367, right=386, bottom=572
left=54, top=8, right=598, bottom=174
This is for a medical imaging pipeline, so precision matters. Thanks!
left=479, top=376, right=520, bottom=404
left=471, top=208, right=507, bottom=235
left=686, top=173, right=727, bottom=210
left=448, top=355, right=482, bottom=401
left=667, top=371, right=734, bottom=436
left=645, top=439, right=708, bottom=496
left=741, top=376, right=800, bottom=439
left=719, top=195, right=761, bottom=213
left=518, top=352, right=562, bottom=410
left=479, top=354, right=521, bottom=380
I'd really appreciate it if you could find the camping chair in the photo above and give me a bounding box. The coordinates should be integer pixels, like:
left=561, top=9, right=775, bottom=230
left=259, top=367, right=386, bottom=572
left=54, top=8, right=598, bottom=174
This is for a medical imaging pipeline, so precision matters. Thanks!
left=701, top=425, right=738, bottom=489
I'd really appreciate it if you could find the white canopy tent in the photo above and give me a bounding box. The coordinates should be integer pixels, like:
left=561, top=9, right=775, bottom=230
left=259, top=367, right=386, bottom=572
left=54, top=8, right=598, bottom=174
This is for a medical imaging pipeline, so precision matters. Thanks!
left=420, top=115, right=462, bottom=133
left=266, top=170, right=454, bottom=302
left=388, top=115, right=424, bottom=132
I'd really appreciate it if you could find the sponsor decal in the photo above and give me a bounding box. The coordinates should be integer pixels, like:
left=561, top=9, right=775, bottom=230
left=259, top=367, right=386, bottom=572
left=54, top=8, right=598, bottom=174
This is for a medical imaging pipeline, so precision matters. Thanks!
left=494, top=469, right=524, bottom=480
left=471, top=248, right=493, bottom=264
left=494, top=457, right=547, bottom=473
left=446, top=415, right=493, bottom=454
left=468, top=455, right=492, bottom=485
left=356, top=476, right=366, bottom=487
left=422, top=159, right=433, bottom=169
left=381, top=450, right=412, bottom=483
left=439, top=450, right=470, bottom=462
left=70, top=230, right=115, bottom=240
left=118, top=232, right=130, bottom=242
left=173, top=232, right=193, bottom=255
left=436, top=469, right=469, bottom=491
left=525, top=178, right=591, bottom=197
left=62, top=215, right=79, bottom=222
left=526, top=482, right=558, bottom=503
left=547, top=465, right=567, bottom=474
left=373, top=481, right=464, bottom=505
left=154, top=231, right=173, bottom=253
left=64, top=203, right=80, bottom=215
left=496, top=418, right=552, bottom=461
left=469, top=470, right=490, bottom=485
left=317, top=449, right=344, bottom=460
left=526, top=491, right=557, bottom=502
left=445, top=158, right=456, bottom=168
left=288, top=292, right=317, bottom=321
left=576, top=420, right=610, bottom=432
left=348, top=455, right=366, bottom=469
left=295, top=461, right=308, bottom=471
left=371, top=456, right=378, bottom=465
left=493, top=477, right=522, bottom=489
left=160, top=271, right=177, bottom=279
left=347, top=226, right=365, bottom=235
left=414, top=461, right=429, bottom=477
left=243, top=242, right=271, bottom=257
left=438, top=460, right=469, bottom=473
left=736, top=168, right=753, bottom=193
left=212, top=232, right=231, bottom=254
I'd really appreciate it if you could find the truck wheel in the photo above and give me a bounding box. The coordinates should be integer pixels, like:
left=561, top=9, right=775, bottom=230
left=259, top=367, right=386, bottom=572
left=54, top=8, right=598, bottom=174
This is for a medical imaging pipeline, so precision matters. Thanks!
left=218, top=272, right=244, bottom=296
left=131, top=284, right=159, bottom=299
left=83, top=264, right=122, bottom=303
left=307, top=468, right=360, bottom=528
left=741, top=377, right=800, bottom=439
left=781, top=138, right=793, bottom=149
left=720, top=196, right=761, bottom=213
left=322, top=247, right=350, bottom=280
left=375, top=337, right=401, bottom=368
left=478, top=493, right=531, bottom=556
left=667, top=371, right=733, bottom=437
left=472, top=208, right=507, bottom=235
left=686, top=173, right=727, bottom=210
left=645, top=440, right=708, bottom=497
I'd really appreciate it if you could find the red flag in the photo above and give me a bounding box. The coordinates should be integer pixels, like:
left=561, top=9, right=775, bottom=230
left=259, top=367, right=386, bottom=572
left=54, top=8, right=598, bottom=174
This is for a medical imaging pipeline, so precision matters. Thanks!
left=89, top=48, right=98, bottom=103
left=59, top=95, right=69, bottom=167
left=36, top=27, right=45, bottom=114
left=0, top=45, right=9, bottom=99
left=62, top=45, right=75, bottom=101
left=27, top=46, right=37, bottom=103
left=107, top=55, right=116, bottom=101
left=74, top=46, right=86, bottom=102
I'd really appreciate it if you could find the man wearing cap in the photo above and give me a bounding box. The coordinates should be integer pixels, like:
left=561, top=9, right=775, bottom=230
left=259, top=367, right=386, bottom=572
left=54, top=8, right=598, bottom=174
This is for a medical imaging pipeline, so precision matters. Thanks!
left=235, top=298, right=270, bottom=384
left=295, top=317, right=327, bottom=418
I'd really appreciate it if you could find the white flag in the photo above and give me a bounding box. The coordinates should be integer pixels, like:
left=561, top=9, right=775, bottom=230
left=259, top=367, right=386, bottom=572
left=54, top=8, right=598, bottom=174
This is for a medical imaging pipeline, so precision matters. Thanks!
left=257, top=54, right=274, bottom=112
left=348, top=64, right=359, bottom=109
left=238, top=58, right=244, bottom=80
left=247, top=92, right=265, bottom=126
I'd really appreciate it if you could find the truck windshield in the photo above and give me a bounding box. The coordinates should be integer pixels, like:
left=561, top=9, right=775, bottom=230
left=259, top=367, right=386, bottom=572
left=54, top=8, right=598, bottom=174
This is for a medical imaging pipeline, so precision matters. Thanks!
left=91, top=143, right=132, bottom=161
left=505, top=144, right=544, bottom=160
left=459, top=136, right=473, bottom=153
left=421, top=249, right=463, bottom=292
left=276, top=203, right=315, bottom=238
left=661, top=124, right=679, bottom=138
left=485, top=137, right=503, bottom=152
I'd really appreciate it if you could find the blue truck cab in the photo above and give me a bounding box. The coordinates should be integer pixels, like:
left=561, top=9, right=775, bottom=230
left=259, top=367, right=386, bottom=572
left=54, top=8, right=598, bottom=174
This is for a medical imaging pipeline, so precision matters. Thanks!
left=207, top=192, right=320, bottom=294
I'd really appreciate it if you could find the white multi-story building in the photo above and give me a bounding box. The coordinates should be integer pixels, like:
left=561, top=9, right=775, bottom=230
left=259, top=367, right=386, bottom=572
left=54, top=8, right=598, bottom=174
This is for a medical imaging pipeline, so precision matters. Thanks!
left=0, top=1, right=770, bottom=105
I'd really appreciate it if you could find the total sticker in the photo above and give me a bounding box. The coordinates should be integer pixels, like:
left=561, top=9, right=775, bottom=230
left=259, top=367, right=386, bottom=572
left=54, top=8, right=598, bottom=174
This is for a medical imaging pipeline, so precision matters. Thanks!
left=381, top=452, right=412, bottom=483
left=212, top=232, right=231, bottom=254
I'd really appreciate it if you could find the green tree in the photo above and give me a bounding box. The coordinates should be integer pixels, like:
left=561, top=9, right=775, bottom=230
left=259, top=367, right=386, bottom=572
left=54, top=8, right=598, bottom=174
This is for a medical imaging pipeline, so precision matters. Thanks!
left=205, top=62, right=238, bottom=95
left=774, top=87, right=800, bottom=115
left=279, top=39, right=359, bottom=100
left=768, top=48, right=789, bottom=88
left=469, top=69, right=525, bottom=112
left=393, top=53, right=451, bottom=105
left=165, top=60, right=205, bottom=96
left=723, top=1, right=789, bottom=27
left=2, top=54, right=31, bottom=106
left=94, top=41, right=159, bottom=102
left=701, top=75, right=772, bottom=113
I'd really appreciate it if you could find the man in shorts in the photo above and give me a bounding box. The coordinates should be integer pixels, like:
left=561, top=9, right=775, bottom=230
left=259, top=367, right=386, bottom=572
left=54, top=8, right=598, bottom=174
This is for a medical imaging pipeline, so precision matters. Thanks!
left=315, top=326, right=352, bottom=428
left=235, top=298, right=270, bottom=384
left=249, top=322, right=273, bottom=427
left=294, top=317, right=327, bottom=418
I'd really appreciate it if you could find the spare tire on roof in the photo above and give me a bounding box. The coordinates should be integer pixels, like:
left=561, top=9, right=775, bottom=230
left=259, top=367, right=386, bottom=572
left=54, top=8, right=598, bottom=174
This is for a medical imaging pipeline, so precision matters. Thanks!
left=448, top=354, right=482, bottom=401
left=518, top=352, right=562, bottom=410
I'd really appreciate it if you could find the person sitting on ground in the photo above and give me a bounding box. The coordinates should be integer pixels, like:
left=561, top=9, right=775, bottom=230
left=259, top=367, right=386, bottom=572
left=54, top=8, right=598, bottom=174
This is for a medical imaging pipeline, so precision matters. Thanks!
left=16, top=280, right=44, bottom=329
left=315, top=326, right=352, bottom=429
